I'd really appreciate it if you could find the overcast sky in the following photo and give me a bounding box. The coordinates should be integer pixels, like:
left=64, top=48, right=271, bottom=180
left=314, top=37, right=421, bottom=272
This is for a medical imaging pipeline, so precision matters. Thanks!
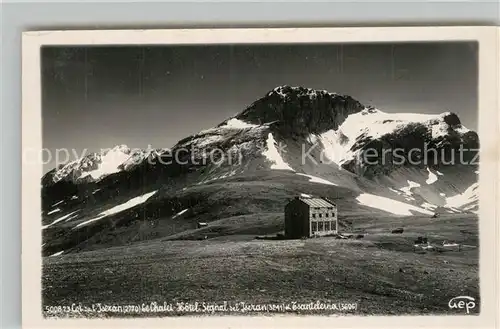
left=42, top=42, right=478, bottom=172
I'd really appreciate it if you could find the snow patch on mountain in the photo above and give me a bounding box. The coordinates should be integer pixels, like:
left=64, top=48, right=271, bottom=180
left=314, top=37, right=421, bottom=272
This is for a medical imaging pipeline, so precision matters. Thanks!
left=172, top=209, right=189, bottom=219
left=224, top=118, right=260, bottom=129
left=297, top=173, right=337, bottom=186
left=340, top=108, right=412, bottom=140
left=262, top=133, right=294, bottom=171
left=51, top=200, right=64, bottom=208
left=316, top=108, right=473, bottom=171
left=356, top=193, right=433, bottom=216
left=388, top=187, right=401, bottom=195
left=48, top=144, right=171, bottom=184
left=445, top=182, right=478, bottom=208
left=431, top=122, right=450, bottom=139
left=74, top=190, right=157, bottom=229
left=426, top=168, right=438, bottom=184
left=64, top=213, right=80, bottom=222
left=400, top=180, right=421, bottom=196
left=80, top=146, right=132, bottom=180
left=421, top=202, right=438, bottom=211
left=43, top=210, right=80, bottom=229
left=183, top=135, right=227, bottom=150
left=316, top=130, right=351, bottom=167
left=315, top=108, right=446, bottom=168
left=47, top=208, right=61, bottom=215
left=307, top=134, right=318, bottom=144
left=455, top=125, right=471, bottom=134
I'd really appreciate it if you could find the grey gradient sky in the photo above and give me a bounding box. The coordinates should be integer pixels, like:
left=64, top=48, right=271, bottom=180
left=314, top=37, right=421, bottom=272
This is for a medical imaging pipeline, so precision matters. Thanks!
left=42, top=42, right=478, bottom=172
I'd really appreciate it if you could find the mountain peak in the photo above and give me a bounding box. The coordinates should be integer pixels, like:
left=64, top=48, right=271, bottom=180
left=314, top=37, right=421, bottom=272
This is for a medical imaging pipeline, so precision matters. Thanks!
left=236, top=86, right=366, bottom=136
left=44, top=144, right=159, bottom=185
left=107, top=144, right=131, bottom=153
left=439, top=112, right=462, bottom=126
left=268, top=85, right=339, bottom=99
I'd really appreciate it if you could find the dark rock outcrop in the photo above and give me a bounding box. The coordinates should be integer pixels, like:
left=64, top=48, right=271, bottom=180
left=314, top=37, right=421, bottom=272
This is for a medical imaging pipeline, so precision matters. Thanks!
left=236, top=85, right=365, bottom=137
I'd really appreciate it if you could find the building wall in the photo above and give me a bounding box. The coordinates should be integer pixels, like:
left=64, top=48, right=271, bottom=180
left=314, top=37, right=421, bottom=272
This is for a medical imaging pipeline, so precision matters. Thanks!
left=284, top=199, right=310, bottom=238
left=309, top=205, right=338, bottom=237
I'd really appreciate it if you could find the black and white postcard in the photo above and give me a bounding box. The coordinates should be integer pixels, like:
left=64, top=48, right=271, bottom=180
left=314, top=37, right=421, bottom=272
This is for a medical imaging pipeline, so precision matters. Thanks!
left=21, top=27, right=499, bottom=329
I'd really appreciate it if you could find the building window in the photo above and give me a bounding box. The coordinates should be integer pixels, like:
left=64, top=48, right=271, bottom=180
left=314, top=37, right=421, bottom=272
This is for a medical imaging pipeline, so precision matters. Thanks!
left=312, top=213, right=316, bottom=219
left=318, top=221, right=324, bottom=231
left=331, top=212, right=335, bottom=217
left=312, top=221, right=317, bottom=233
left=325, top=221, right=331, bottom=231
left=319, top=213, right=322, bottom=218
left=325, top=213, right=329, bottom=218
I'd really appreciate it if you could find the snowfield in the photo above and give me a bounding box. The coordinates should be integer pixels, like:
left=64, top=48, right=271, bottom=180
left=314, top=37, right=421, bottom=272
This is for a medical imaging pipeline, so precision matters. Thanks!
left=224, top=118, right=259, bottom=129
left=74, top=190, right=158, bottom=229
left=51, top=200, right=64, bottom=208
left=47, top=208, right=61, bottom=215
left=80, top=146, right=132, bottom=181
left=317, top=130, right=352, bottom=167
left=426, top=168, right=438, bottom=185
left=400, top=180, right=421, bottom=196
left=445, top=183, right=478, bottom=208
left=42, top=210, right=80, bottom=229
left=421, top=202, right=438, bottom=211
left=172, top=209, right=189, bottom=219
left=314, top=108, right=473, bottom=169
left=262, top=133, right=294, bottom=171
left=296, top=173, right=337, bottom=186
left=356, top=193, right=433, bottom=216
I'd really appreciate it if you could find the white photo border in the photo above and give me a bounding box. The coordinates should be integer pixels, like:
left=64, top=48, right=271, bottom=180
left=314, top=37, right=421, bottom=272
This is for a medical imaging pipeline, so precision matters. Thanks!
left=22, top=26, right=500, bottom=329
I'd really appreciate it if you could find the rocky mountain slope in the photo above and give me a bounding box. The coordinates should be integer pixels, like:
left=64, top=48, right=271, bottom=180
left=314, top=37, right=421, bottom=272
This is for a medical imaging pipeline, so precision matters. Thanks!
left=41, top=85, right=479, bottom=256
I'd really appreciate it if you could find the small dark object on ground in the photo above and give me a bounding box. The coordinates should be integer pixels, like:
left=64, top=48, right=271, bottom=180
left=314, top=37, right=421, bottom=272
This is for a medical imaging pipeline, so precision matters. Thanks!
left=424, top=270, right=429, bottom=274
left=355, top=234, right=364, bottom=239
left=431, top=213, right=439, bottom=218
left=391, top=228, right=404, bottom=234
left=414, top=236, right=428, bottom=244
left=399, top=268, right=404, bottom=273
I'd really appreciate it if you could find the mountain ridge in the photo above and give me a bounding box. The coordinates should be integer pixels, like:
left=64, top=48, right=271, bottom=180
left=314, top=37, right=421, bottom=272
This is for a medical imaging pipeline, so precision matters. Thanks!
left=43, top=86, right=477, bottom=186
left=40, top=86, right=479, bottom=255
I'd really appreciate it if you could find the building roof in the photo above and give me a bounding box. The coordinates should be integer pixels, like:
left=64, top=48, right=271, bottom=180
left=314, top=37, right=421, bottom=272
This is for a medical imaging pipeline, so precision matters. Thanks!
left=298, top=197, right=336, bottom=208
